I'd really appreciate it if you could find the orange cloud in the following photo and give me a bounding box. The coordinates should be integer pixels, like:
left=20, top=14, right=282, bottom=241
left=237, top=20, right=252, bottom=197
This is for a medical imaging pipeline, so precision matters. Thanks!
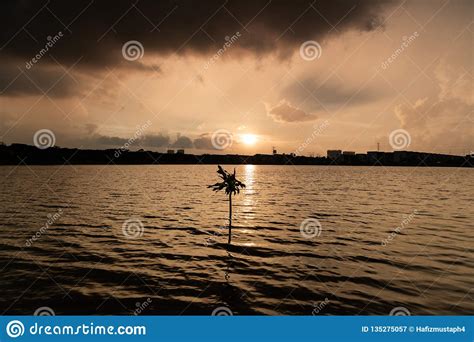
left=266, top=100, right=318, bottom=123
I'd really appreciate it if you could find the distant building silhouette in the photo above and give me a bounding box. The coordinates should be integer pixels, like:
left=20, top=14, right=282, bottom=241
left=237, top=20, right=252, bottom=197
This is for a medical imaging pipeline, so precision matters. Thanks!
left=327, top=150, right=342, bottom=160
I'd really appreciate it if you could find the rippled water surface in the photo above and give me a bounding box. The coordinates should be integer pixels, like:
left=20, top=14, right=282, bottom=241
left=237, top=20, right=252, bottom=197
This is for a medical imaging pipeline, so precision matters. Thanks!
left=1, top=165, right=473, bottom=315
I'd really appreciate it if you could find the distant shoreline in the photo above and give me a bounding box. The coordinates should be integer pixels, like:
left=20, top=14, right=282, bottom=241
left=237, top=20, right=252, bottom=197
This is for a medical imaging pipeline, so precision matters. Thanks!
left=1, top=143, right=472, bottom=167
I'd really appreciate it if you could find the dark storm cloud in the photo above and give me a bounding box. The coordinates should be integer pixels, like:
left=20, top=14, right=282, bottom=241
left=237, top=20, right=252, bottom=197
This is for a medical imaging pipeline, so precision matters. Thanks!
left=281, top=77, right=387, bottom=113
left=141, top=134, right=171, bottom=148
left=171, top=135, right=193, bottom=148
left=96, top=133, right=171, bottom=148
left=0, top=0, right=398, bottom=97
left=193, top=134, right=215, bottom=150
left=0, top=63, right=82, bottom=97
left=93, top=132, right=227, bottom=150
left=96, top=135, right=129, bottom=146
left=0, top=0, right=398, bottom=67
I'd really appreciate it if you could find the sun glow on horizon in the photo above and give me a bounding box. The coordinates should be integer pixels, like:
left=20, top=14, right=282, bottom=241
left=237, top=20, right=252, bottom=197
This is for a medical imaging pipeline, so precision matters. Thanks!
left=241, top=133, right=258, bottom=146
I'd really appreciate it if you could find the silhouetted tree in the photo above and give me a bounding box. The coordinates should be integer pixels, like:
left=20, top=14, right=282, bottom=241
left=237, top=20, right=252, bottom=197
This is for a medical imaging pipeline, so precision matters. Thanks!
left=208, top=165, right=246, bottom=245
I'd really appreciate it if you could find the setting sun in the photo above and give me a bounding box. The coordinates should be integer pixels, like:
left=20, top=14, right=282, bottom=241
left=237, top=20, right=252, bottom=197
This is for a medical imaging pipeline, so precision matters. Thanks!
left=241, top=134, right=258, bottom=146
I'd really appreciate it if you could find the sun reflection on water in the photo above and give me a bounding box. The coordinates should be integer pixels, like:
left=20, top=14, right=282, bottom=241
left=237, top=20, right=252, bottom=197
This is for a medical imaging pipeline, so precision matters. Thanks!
left=240, top=165, right=257, bottom=224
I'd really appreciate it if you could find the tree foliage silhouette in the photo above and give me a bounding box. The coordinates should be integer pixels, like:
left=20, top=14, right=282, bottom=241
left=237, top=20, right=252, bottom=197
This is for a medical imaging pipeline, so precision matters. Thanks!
left=208, top=165, right=246, bottom=245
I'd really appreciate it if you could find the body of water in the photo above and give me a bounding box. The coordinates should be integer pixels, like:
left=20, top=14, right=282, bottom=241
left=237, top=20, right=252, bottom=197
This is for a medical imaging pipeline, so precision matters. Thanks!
left=0, top=165, right=472, bottom=315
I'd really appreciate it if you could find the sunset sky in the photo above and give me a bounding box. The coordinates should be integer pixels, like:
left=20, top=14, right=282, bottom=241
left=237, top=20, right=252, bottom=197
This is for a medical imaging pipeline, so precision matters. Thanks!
left=0, top=0, right=472, bottom=155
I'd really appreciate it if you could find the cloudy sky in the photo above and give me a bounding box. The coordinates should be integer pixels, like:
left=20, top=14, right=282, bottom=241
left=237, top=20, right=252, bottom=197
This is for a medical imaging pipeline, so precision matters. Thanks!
left=0, top=0, right=472, bottom=155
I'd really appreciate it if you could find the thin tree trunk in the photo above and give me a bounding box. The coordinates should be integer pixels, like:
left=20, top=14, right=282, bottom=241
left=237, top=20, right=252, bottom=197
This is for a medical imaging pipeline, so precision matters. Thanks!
left=228, top=193, right=232, bottom=245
